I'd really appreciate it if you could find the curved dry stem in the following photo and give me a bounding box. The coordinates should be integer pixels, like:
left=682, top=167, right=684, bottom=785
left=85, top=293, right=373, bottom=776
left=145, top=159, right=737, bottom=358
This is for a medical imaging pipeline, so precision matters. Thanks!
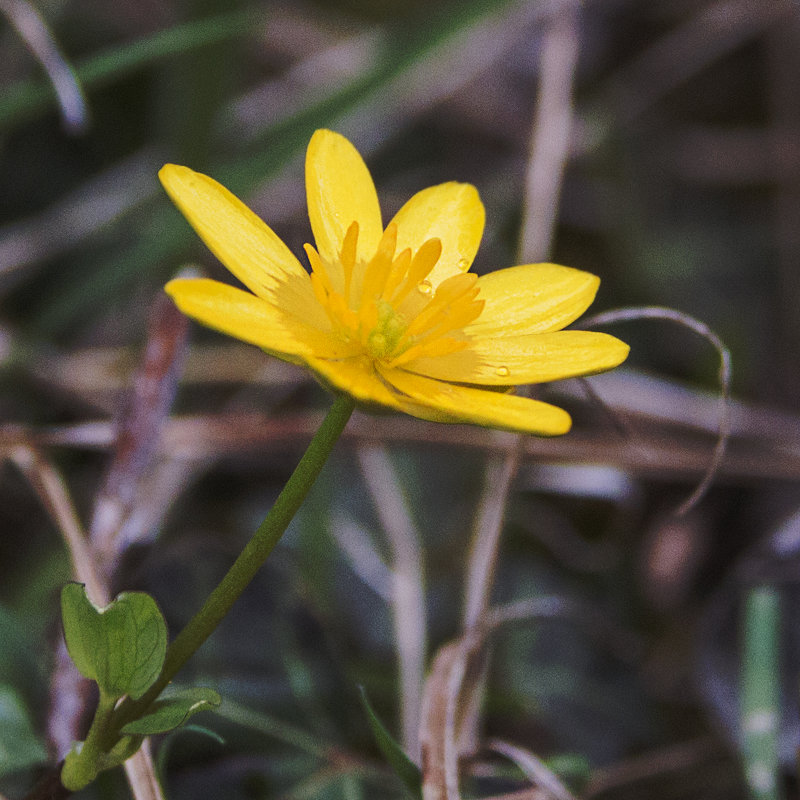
left=580, top=305, right=732, bottom=516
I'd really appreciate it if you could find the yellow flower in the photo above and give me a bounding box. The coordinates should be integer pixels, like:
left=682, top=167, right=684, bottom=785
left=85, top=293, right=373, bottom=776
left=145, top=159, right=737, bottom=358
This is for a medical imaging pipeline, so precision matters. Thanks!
left=162, top=129, right=628, bottom=435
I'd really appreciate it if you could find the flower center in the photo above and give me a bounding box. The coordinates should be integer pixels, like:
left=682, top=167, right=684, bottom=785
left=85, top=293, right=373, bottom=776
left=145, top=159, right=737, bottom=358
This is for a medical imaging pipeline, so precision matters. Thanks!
left=366, top=300, right=406, bottom=359
left=304, top=221, right=484, bottom=367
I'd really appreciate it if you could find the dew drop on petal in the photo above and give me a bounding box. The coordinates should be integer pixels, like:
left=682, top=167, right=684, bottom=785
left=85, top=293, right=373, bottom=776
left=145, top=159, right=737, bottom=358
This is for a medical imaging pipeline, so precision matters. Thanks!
left=457, top=258, right=469, bottom=271
left=417, top=280, right=432, bottom=295
left=495, top=365, right=510, bottom=378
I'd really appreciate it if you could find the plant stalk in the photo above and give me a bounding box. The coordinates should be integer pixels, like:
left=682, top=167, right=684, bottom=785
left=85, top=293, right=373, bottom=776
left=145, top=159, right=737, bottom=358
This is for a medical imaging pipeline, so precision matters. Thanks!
left=108, top=394, right=355, bottom=740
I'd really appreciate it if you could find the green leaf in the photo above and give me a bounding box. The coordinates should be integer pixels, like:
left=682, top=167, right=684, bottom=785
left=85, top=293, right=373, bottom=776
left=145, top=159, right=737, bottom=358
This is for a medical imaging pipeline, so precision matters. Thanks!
left=215, top=697, right=324, bottom=757
left=61, top=583, right=167, bottom=700
left=121, top=687, right=221, bottom=735
left=0, top=685, right=48, bottom=776
left=358, top=687, right=421, bottom=800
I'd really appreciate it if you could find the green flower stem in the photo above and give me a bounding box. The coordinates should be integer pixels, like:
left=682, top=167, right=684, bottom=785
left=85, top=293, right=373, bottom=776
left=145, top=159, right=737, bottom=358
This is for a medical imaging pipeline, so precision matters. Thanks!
left=61, top=691, right=117, bottom=790
left=107, top=394, right=355, bottom=741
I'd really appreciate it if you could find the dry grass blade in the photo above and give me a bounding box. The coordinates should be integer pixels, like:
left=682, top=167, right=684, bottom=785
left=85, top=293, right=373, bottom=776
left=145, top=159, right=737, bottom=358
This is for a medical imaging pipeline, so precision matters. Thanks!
left=6, top=441, right=107, bottom=604
left=462, top=436, right=523, bottom=633
left=459, top=439, right=522, bottom=759
left=37, top=384, right=800, bottom=483
left=330, top=512, right=393, bottom=601
left=420, top=636, right=478, bottom=800
left=0, top=0, right=88, bottom=133
left=122, top=741, right=162, bottom=800
left=579, top=306, right=732, bottom=516
left=420, top=627, right=529, bottom=800
left=358, top=445, right=426, bottom=762
left=459, top=0, right=581, bottom=758
left=421, top=594, right=644, bottom=800
left=486, top=739, right=578, bottom=800
left=462, top=0, right=581, bottom=635
left=516, top=0, right=580, bottom=265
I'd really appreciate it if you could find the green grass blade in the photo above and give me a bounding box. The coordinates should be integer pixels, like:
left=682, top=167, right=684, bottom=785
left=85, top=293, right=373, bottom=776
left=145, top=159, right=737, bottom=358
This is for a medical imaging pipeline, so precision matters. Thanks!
left=358, top=687, right=421, bottom=800
left=0, top=9, right=254, bottom=130
left=741, top=585, right=782, bottom=800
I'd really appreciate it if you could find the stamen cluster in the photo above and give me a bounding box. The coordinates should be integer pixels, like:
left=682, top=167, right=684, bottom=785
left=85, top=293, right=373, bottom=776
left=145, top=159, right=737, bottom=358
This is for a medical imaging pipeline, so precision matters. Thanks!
left=304, top=222, right=484, bottom=368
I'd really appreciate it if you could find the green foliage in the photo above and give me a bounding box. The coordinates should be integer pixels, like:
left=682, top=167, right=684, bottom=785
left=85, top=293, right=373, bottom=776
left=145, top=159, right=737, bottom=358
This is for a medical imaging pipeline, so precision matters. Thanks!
left=0, top=10, right=254, bottom=131
left=62, top=729, right=144, bottom=791
left=121, top=687, right=221, bottom=735
left=0, top=685, right=48, bottom=777
left=358, top=687, right=422, bottom=800
left=61, top=583, right=168, bottom=701
left=59, top=586, right=226, bottom=790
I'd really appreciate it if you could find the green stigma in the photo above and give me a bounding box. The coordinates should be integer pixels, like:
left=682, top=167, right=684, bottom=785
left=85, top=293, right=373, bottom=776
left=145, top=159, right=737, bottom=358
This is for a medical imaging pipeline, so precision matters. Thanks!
left=366, top=300, right=407, bottom=360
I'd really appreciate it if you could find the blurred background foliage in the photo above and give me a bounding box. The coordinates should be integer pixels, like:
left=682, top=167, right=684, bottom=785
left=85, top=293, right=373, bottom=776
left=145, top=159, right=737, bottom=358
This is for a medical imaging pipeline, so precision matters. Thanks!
left=1, top=0, right=799, bottom=798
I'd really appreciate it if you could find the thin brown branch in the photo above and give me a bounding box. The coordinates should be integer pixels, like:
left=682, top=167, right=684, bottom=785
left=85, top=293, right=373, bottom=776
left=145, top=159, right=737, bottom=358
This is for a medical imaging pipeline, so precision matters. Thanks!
left=29, top=390, right=800, bottom=483
left=90, top=291, right=188, bottom=575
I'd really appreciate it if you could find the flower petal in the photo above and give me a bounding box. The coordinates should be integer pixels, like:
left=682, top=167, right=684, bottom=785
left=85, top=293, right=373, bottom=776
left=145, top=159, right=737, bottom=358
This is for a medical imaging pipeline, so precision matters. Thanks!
left=466, top=264, right=600, bottom=337
left=159, top=165, right=307, bottom=298
left=402, top=330, right=630, bottom=385
left=380, top=367, right=572, bottom=435
left=390, top=182, right=485, bottom=289
left=305, top=129, right=383, bottom=264
left=305, top=355, right=405, bottom=409
left=165, top=278, right=359, bottom=360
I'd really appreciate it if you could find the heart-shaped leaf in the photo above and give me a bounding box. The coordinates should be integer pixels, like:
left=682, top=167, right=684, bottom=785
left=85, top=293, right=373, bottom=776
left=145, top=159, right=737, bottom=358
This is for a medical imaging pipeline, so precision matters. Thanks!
left=121, top=687, right=221, bottom=735
left=61, top=583, right=167, bottom=700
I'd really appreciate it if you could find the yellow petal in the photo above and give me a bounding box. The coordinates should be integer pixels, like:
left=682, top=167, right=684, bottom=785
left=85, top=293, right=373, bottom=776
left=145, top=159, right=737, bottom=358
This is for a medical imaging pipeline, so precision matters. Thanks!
left=159, top=165, right=307, bottom=298
left=402, top=330, right=630, bottom=385
left=390, top=182, right=485, bottom=289
left=466, top=263, right=600, bottom=337
left=380, top=368, right=572, bottom=435
left=305, top=355, right=405, bottom=409
left=165, top=278, right=359, bottom=360
left=305, top=129, right=383, bottom=265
